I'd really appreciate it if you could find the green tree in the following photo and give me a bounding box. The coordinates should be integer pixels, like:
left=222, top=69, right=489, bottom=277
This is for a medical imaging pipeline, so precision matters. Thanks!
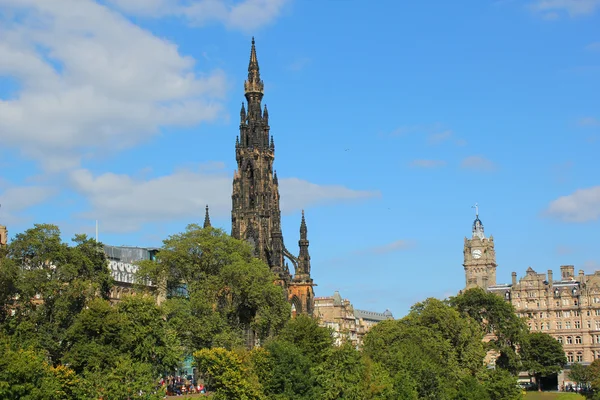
left=405, top=298, right=486, bottom=376
left=276, top=314, right=334, bottom=364
left=569, top=363, right=591, bottom=389
left=0, top=341, right=87, bottom=400
left=480, top=368, right=521, bottom=400
left=251, top=340, right=315, bottom=399
left=63, top=296, right=181, bottom=377
left=85, top=355, right=165, bottom=400
left=455, top=376, right=490, bottom=400
left=137, top=225, right=290, bottom=351
left=195, top=347, right=264, bottom=400
left=520, top=332, right=567, bottom=391
left=313, top=342, right=395, bottom=400
left=4, top=225, right=112, bottom=364
left=449, top=287, right=529, bottom=373
left=363, top=319, right=461, bottom=399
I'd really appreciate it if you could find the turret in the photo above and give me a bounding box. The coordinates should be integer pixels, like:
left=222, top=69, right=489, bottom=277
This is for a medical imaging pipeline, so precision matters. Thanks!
left=240, top=102, right=246, bottom=124
left=203, top=204, right=211, bottom=228
left=294, top=210, right=311, bottom=279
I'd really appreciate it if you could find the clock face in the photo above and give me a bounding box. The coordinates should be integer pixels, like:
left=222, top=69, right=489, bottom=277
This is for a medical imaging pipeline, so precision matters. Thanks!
left=472, top=249, right=482, bottom=259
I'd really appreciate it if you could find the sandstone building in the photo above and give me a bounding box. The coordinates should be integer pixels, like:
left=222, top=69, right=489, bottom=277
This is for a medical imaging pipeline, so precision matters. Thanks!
left=464, top=207, right=600, bottom=365
left=0, top=224, right=7, bottom=247
left=314, top=291, right=394, bottom=347
left=230, top=38, right=315, bottom=315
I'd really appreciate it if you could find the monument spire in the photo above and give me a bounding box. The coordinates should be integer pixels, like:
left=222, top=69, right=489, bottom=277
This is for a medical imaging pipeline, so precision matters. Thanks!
left=244, top=37, right=264, bottom=97
left=203, top=204, right=211, bottom=228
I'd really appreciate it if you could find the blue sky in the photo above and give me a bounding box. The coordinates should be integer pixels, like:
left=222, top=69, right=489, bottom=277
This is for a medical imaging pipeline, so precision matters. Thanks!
left=0, top=0, right=599, bottom=317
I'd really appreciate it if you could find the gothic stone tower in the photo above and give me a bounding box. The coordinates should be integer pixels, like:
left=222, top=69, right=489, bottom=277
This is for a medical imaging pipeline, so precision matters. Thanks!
left=463, top=205, right=497, bottom=290
left=288, top=211, right=315, bottom=315
left=231, top=38, right=315, bottom=313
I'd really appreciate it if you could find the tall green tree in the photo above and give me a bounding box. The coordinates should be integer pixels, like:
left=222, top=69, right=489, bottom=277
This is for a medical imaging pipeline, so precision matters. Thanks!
left=520, top=332, right=567, bottom=391
left=449, top=287, right=528, bottom=373
left=137, top=225, right=290, bottom=351
left=276, top=314, right=334, bottom=364
left=63, top=296, right=181, bottom=377
left=251, top=340, right=316, bottom=400
left=195, top=347, right=264, bottom=400
left=568, top=363, right=591, bottom=389
left=313, top=342, right=395, bottom=400
left=3, top=225, right=112, bottom=364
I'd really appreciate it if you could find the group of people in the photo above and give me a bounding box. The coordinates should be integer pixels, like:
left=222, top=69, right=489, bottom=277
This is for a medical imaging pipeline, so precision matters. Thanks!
left=160, top=375, right=207, bottom=396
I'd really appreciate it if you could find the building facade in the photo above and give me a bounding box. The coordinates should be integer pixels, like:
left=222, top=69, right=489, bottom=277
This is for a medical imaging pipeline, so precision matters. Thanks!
left=105, top=245, right=160, bottom=303
left=463, top=210, right=600, bottom=365
left=313, top=291, right=393, bottom=347
left=230, top=38, right=315, bottom=315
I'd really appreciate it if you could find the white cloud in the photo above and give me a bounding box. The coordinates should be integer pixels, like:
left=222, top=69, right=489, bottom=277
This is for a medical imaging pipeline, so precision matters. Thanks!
left=427, top=130, right=453, bottom=145
left=107, top=0, right=289, bottom=32
left=279, top=178, right=380, bottom=212
left=354, top=239, right=416, bottom=255
left=555, top=245, right=575, bottom=255
left=530, top=0, right=600, bottom=17
left=0, top=184, right=57, bottom=226
left=578, top=117, right=600, bottom=127
left=460, top=156, right=497, bottom=172
left=545, top=186, right=600, bottom=222
left=287, top=57, right=311, bottom=72
left=0, top=185, right=57, bottom=212
left=69, top=165, right=381, bottom=233
left=584, top=260, right=600, bottom=271
left=409, top=159, right=447, bottom=169
left=0, top=0, right=226, bottom=171
left=586, top=42, right=600, bottom=51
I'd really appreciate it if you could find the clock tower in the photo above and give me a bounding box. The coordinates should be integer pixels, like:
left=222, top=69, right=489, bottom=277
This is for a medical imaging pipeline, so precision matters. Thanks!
left=463, top=204, right=497, bottom=290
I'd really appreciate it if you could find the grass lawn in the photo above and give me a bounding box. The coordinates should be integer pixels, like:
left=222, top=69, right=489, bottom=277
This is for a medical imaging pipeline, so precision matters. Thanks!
left=523, top=392, right=585, bottom=399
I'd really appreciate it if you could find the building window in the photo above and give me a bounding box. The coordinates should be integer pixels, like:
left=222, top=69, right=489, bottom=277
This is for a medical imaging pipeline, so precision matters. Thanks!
left=557, top=322, right=562, bottom=329
left=529, top=292, right=535, bottom=298
left=567, top=353, right=574, bottom=363
left=588, top=320, right=592, bottom=329
left=577, top=353, right=583, bottom=362
left=576, top=336, right=582, bottom=344
left=575, top=300, right=579, bottom=306
left=596, top=321, right=600, bottom=330
left=563, top=299, right=570, bottom=306
left=596, top=310, right=600, bottom=316
left=557, top=311, right=563, bottom=318
left=546, top=322, right=551, bottom=330
left=566, top=321, right=572, bottom=329
left=557, top=336, right=563, bottom=344
left=575, top=321, right=581, bottom=329
left=565, top=311, right=571, bottom=318
left=594, top=297, right=600, bottom=304
left=567, top=336, right=573, bottom=344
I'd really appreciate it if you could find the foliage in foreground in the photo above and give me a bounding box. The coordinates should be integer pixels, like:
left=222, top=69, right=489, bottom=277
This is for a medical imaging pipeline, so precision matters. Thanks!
left=0, top=224, right=573, bottom=398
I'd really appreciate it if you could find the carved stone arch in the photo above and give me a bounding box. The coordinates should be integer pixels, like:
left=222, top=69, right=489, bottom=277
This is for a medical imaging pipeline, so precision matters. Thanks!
left=290, top=295, right=302, bottom=314
left=245, top=225, right=258, bottom=256
left=241, top=158, right=256, bottom=175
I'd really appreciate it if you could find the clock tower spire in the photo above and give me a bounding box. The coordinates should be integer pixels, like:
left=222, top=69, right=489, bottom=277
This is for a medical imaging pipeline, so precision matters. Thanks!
left=463, top=204, right=497, bottom=290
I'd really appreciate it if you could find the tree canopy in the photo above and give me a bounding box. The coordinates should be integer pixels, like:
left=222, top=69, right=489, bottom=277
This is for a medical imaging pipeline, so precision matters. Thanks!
left=0, top=223, right=571, bottom=399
